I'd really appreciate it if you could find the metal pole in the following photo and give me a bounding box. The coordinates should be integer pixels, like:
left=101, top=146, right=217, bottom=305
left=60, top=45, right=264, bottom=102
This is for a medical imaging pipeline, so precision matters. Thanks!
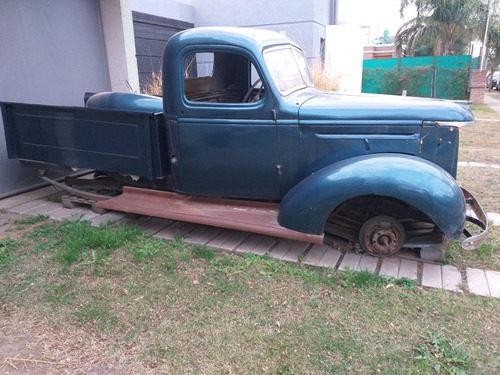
left=481, top=0, right=491, bottom=70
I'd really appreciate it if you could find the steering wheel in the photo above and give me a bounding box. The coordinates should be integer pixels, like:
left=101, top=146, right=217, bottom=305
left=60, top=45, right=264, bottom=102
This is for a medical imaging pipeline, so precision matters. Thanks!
left=243, top=78, right=263, bottom=103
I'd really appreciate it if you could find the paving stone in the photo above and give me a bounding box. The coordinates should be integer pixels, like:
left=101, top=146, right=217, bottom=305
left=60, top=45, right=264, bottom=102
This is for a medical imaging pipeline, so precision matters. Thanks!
left=234, top=234, right=276, bottom=255
left=467, top=268, right=490, bottom=297
left=139, top=217, right=172, bottom=234
left=119, top=215, right=152, bottom=227
left=485, top=270, right=500, bottom=298
left=184, top=225, right=222, bottom=245
left=7, top=199, right=53, bottom=215
left=379, top=258, right=400, bottom=278
left=0, top=186, right=57, bottom=209
left=207, top=229, right=249, bottom=251
left=90, top=211, right=126, bottom=227
left=3, top=186, right=500, bottom=299
left=398, top=259, right=418, bottom=280
left=251, top=236, right=277, bottom=256
left=233, top=234, right=261, bottom=254
left=357, top=255, right=378, bottom=272
left=303, top=244, right=329, bottom=266
left=338, top=253, right=361, bottom=271
left=25, top=201, right=66, bottom=216
left=317, top=248, right=342, bottom=268
left=78, top=210, right=103, bottom=222
left=487, top=212, right=500, bottom=226
left=441, top=265, right=462, bottom=293
left=48, top=207, right=86, bottom=221
left=269, top=239, right=295, bottom=259
left=421, top=263, right=442, bottom=289
left=155, top=221, right=198, bottom=240
left=282, top=241, right=309, bottom=262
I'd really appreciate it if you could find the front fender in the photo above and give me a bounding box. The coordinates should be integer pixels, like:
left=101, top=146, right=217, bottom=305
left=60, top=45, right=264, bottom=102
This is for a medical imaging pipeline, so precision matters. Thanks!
left=278, top=153, right=466, bottom=238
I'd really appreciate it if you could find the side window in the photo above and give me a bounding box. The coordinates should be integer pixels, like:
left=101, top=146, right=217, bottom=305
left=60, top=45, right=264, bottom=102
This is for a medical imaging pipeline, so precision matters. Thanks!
left=184, top=51, right=264, bottom=103
left=184, top=52, right=214, bottom=79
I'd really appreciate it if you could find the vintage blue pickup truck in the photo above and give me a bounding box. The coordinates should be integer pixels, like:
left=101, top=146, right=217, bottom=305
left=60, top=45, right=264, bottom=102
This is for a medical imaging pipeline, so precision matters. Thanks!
left=1, top=27, right=488, bottom=260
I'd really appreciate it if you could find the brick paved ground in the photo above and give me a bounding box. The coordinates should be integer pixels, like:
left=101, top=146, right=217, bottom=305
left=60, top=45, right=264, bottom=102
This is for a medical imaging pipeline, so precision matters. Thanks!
left=1, top=186, right=499, bottom=299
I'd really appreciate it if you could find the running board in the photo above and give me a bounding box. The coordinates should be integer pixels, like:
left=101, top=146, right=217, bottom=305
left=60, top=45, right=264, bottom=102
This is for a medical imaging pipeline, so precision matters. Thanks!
left=97, top=187, right=324, bottom=245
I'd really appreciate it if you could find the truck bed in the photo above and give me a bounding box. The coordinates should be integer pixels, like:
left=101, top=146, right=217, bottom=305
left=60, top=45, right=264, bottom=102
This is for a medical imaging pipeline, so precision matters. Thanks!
left=1, top=102, right=168, bottom=180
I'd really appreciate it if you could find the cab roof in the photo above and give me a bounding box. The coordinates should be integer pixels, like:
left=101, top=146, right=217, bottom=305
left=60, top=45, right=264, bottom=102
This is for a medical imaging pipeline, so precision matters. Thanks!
left=164, top=27, right=297, bottom=58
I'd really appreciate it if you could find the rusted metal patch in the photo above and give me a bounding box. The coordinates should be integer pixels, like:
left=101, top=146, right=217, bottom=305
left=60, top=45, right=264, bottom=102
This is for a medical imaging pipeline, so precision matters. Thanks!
left=97, top=187, right=324, bottom=245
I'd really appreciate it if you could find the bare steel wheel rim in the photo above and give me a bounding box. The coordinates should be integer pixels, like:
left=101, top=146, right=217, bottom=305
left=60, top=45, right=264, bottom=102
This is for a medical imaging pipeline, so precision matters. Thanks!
left=359, top=216, right=405, bottom=256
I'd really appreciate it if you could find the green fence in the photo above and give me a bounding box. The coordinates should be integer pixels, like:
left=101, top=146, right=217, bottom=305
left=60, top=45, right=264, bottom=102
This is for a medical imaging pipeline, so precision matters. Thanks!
left=362, top=55, right=479, bottom=100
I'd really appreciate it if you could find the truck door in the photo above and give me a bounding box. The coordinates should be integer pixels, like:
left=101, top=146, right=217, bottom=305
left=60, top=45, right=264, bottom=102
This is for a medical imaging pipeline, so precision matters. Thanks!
left=170, top=47, right=282, bottom=200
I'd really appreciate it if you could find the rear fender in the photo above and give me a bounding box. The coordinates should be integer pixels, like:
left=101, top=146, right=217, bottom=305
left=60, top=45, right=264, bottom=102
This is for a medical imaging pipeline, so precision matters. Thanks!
left=278, top=153, right=466, bottom=238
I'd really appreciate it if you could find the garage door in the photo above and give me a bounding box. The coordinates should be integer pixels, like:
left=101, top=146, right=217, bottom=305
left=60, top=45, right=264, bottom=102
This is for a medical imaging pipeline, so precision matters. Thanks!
left=133, top=11, right=193, bottom=92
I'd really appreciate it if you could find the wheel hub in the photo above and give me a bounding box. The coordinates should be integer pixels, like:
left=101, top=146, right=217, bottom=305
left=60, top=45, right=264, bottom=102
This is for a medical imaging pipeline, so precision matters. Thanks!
left=359, top=216, right=405, bottom=256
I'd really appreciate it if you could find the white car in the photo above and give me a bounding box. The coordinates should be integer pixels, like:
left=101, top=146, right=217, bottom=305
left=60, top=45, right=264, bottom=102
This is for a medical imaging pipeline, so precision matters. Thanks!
left=487, top=71, right=500, bottom=90
left=492, top=71, right=500, bottom=90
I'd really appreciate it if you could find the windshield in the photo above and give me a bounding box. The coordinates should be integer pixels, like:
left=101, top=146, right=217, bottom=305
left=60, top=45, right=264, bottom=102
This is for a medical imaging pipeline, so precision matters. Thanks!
left=263, top=46, right=314, bottom=95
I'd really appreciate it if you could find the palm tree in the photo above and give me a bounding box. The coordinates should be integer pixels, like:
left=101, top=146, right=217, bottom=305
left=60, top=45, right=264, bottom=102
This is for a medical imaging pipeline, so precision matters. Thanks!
left=396, top=0, right=486, bottom=56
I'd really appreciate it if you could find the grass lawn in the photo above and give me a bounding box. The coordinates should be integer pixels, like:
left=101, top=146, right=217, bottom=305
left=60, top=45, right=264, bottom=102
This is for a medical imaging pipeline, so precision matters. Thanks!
left=1, top=214, right=499, bottom=374
left=0, top=101, right=499, bottom=374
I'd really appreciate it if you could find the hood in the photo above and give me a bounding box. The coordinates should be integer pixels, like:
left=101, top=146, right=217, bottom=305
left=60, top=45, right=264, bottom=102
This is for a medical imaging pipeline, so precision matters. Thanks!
left=298, top=92, right=474, bottom=124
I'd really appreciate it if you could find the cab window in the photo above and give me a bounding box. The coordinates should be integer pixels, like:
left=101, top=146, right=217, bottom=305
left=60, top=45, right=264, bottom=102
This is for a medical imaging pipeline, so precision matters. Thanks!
left=184, top=51, right=264, bottom=103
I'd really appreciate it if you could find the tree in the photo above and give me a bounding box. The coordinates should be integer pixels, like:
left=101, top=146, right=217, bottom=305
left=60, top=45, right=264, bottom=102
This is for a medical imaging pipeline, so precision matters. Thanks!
left=485, top=5, right=500, bottom=71
left=396, top=0, right=486, bottom=56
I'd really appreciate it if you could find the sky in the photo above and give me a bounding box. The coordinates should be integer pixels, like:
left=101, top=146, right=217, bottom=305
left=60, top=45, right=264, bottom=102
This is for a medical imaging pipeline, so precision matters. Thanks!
left=337, top=0, right=415, bottom=42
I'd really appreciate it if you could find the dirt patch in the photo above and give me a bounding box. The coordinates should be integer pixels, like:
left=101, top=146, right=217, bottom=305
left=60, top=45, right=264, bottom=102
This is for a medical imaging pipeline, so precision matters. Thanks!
left=0, top=325, right=51, bottom=375
left=0, top=213, right=27, bottom=236
left=0, top=324, right=131, bottom=375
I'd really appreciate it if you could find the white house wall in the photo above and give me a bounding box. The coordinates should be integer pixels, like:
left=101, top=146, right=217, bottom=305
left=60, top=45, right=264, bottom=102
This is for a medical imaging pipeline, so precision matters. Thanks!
left=325, top=25, right=363, bottom=93
left=99, top=0, right=140, bottom=92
